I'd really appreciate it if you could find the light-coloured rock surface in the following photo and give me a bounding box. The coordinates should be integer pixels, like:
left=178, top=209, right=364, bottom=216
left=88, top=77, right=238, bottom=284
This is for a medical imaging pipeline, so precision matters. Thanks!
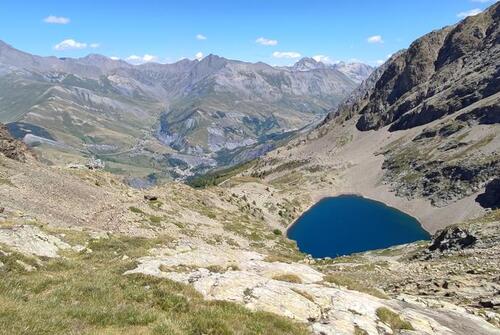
left=126, top=241, right=500, bottom=335
left=0, top=224, right=70, bottom=257
left=130, top=242, right=323, bottom=284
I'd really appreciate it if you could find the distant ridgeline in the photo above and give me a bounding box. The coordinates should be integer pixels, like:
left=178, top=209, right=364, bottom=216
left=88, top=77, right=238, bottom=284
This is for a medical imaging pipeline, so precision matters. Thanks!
left=0, top=39, right=373, bottom=179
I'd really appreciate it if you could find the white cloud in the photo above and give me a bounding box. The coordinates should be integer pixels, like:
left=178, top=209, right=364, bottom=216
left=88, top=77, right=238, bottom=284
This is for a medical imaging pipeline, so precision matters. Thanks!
left=195, top=52, right=204, bottom=60
left=53, top=39, right=99, bottom=51
left=272, top=51, right=301, bottom=59
left=43, top=15, right=70, bottom=24
left=457, top=8, right=482, bottom=18
left=376, top=60, right=385, bottom=65
left=471, top=0, right=491, bottom=3
left=312, top=55, right=334, bottom=64
left=54, top=39, right=87, bottom=50
left=125, top=54, right=159, bottom=64
left=196, top=34, right=207, bottom=40
left=110, top=56, right=120, bottom=60
left=256, top=37, right=278, bottom=46
left=367, top=35, right=383, bottom=44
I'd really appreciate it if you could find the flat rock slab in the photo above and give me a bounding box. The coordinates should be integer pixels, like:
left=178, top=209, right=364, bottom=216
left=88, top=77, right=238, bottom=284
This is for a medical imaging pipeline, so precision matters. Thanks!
left=124, top=242, right=500, bottom=334
left=0, top=225, right=70, bottom=258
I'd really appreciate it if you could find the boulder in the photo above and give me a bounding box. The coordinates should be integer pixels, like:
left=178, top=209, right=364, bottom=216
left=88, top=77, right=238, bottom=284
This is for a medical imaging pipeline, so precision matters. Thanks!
left=428, top=226, right=477, bottom=252
left=85, top=156, right=105, bottom=170
left=476, top=178, right=500, bottom=209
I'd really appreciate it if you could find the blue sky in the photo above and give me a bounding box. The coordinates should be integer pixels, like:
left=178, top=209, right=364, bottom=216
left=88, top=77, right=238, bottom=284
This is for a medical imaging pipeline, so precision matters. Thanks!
left=0, top=0, right=496, bottom=66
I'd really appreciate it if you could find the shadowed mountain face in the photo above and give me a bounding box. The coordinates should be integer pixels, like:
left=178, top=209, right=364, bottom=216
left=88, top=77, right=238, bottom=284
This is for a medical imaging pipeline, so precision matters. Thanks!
left=337, top=4, right=499, bottom=132
left=0, top=42, right=370, bottom=177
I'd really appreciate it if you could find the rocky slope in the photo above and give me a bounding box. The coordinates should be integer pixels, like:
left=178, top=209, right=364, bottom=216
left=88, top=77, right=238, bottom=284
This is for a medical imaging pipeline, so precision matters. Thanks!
left=338, top=3, right=499, bottom=208
left=0, top=132, right=499, bottom=334
left=235, top=2, right=499, bottom=232
left=0, top=42, right=370, bottom=178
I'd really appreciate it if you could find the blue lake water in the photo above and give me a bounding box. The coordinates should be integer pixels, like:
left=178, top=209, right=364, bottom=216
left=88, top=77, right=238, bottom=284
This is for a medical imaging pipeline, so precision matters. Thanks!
left=287, top=195, right=430, bottom=258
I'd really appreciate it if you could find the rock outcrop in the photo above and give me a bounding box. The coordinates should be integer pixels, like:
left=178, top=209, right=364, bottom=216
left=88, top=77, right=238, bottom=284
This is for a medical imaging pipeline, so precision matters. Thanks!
left=347, top=4, right=499, bottom=132
left=0, top=225, right=70, bottom=258
left=476, top=178, right=500, bottom=209
left=428, top=226, right=477, bottom=252
left=0, top=123, right=33, bottom=162
left=125, top=240, right=499, bottom=335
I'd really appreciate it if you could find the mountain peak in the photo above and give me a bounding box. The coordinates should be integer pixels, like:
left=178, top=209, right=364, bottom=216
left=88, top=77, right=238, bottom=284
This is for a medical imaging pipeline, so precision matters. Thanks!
left=76, top=53, right=131, bottom=70
left=201, top=54, right=226, bottom=62
left=332, top=62, right=374, bottom=83
left=291, top=57, right=326, bottom=71
left=195, top=54, right=228, bottom=71
left=0, top=40, right=20, bottom=54
left=81, top=53, right=112, bottom=61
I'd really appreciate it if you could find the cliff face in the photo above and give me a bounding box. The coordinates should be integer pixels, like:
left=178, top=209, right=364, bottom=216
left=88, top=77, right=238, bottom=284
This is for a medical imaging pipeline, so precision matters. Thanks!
left=348, top=3, right=499, bottom=132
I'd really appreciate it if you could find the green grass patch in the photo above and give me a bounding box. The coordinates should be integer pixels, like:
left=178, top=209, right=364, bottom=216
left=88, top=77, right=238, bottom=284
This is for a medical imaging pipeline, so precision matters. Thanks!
left=187, top=159, right=257, bottom=188
left=251, top=160, right=309, bottom=179
left=272, top=274, right=302, bottom=284
left=376, top=307, right=414, bottom=331
left=128, top=206, right=144, bottom=214
left=354, top=325, right=369, bottom=335
left=149, top=216, right=162, bottom=224
left=0, top=178, right=14, bottom=187
left=290, top=288, right=314, bottom=302
left=148, top=200, right=164, bottom=210
left=0, top=235, right=309, bottom=335
left=206, top=265, right=225, bottom=273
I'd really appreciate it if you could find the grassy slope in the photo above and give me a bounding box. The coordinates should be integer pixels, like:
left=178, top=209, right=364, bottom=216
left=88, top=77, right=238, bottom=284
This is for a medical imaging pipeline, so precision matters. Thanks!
left=0, top=233, right=308, bottom=335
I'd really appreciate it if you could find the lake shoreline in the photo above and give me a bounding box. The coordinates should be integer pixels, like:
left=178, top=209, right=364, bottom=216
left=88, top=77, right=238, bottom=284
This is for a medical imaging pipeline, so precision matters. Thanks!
left=286, top=192, right=430, bottom=234
left=286, top=194, right=431, bottom=258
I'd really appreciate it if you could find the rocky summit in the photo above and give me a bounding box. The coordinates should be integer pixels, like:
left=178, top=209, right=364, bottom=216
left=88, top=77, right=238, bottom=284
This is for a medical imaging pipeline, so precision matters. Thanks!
left=0, top=2, right=499, bottom=335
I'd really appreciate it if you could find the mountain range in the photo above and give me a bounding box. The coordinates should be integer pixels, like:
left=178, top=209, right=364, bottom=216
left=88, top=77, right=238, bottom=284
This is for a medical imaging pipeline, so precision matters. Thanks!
left=0, top=41, right=372, bottom=179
